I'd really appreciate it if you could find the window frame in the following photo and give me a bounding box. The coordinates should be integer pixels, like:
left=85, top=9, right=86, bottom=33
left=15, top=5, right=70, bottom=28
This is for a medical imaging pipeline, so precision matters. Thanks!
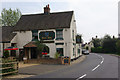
left=78, top=49, right=80, bottom=54
left=72, top=30, right=74, bottom=41
left=32, top=30, right=38, bottom=41
left=56, top=48, right=64, bottom=56
left=73, top=48, right=75, bottom=56
left=56, top=29, right=63, bottom=40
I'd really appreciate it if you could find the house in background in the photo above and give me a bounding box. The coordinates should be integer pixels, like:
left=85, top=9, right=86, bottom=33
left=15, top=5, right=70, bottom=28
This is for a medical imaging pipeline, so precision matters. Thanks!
left=1, top=5, right=82, bottom=60
left=82, top=42, right=94, bottom=52
left=0, top=26, right=18, bottom=57
left=88, top=42, right=94, bottom=52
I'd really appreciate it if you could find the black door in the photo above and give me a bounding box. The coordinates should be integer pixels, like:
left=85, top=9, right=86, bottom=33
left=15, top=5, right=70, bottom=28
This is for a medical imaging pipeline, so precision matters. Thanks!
left=31, top=48, right=37, bottom=59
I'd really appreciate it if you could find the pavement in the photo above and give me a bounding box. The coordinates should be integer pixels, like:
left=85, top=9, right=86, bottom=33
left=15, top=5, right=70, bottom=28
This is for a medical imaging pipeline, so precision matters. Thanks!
left=4, top=55, right=86, bottom=78
left=18, top=62, right=39, bottom=68
left=18, top=55, right=86, bottom=75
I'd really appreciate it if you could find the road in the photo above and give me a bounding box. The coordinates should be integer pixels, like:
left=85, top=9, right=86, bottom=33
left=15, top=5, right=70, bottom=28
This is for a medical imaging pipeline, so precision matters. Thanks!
left=28, top=53, right=119, bottom=80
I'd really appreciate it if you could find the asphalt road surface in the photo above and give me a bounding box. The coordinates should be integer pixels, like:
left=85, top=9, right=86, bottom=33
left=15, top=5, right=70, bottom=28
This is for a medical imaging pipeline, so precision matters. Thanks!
left=29, top=53, right=119, bottom=80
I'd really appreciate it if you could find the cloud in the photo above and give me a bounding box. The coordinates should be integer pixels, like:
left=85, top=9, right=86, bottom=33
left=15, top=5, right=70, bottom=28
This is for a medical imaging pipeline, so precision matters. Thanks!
left=67, top=0, right=119, bottom=42
left=1, top=0, right=119, bottom=42
left=1, top=0, right=70, bottom=2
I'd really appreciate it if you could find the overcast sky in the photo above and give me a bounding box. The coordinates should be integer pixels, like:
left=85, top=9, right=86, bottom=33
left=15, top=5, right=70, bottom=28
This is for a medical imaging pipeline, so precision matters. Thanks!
left=0, top=0, right=119, bottom=42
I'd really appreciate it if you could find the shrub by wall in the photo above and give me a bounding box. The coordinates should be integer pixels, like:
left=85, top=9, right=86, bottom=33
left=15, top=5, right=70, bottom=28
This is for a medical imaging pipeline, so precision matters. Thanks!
left=91, top=47, right=103, bottom=53
left=3, top=50, right=9, bottom=58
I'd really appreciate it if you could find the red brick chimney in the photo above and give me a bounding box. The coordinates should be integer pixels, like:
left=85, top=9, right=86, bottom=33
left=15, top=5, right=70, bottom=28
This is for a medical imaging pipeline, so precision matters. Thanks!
left=44, top=4, right=50, bottom=14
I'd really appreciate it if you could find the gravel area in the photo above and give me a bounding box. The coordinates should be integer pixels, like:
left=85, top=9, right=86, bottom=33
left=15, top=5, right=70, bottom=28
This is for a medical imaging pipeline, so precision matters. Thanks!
left=19, top=62, right=39, bottom=68
left=3, top=74, right=34, bottom=78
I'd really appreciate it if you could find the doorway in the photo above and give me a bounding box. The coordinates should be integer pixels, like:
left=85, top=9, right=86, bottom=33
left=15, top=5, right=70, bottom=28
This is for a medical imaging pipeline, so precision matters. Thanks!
left=31, top=48, right=37, bottom=59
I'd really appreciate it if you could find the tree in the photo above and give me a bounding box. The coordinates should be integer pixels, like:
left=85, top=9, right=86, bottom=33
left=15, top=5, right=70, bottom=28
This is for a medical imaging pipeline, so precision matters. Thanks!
left=91, top=36, right=101, bottom=48
left=116, top=40, right=120, bottom=53
left=101, top=35, right=117, bottom=53
left=0, top=16, right=2, bottom=26
left=3, top=50, right=9, bottom=58
left=1, top=8, right=21, bottom=26
left=35, top=41, right=47, bottom=58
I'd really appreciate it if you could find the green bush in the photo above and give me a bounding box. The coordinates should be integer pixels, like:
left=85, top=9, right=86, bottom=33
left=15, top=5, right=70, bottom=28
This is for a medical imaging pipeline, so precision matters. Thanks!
left=35, top=41, right=47, bottom=57
left=2, top=58, right=15, bottom=63
left=91, top=47, right=103, bottom=53
left=54, top=52, right=60, bottom=59
left=3, top=50, right=9, bottom=58
left=116, top=40, right=120, bottom=53
left=101, top=35, right=117, bottom=53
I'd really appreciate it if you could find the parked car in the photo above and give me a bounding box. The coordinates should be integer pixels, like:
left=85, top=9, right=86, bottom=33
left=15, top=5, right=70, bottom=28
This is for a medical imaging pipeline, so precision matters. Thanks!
left=82, top=49, right=86, bottom=54
left=82, top=50, right=89, bottom=55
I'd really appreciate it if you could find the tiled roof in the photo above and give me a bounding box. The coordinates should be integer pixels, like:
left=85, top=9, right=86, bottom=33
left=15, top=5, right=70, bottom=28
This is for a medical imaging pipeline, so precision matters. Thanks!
left=14, top=11, right=73, bottom=31
left=24, top=42, right=37, bottom=48
left=0, top=26, right=17, bottom=43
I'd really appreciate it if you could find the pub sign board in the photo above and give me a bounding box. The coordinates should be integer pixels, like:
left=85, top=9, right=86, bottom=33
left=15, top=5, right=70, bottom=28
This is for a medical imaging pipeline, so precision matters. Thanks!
left=39, top=31, right=55, bottom=40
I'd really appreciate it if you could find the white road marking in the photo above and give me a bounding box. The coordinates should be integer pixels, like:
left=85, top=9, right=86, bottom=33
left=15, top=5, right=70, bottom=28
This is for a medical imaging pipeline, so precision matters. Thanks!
left=94, top=53, right=104, bottom=64
left=100, top=55, right=104, bottom=64
left=76, top=74, right=87, bottom=80
left=76, top=53, right=104, bottom=79
left=92, top=53, right=104, bottom=72
left=92, top=65, right=100, bottom=71
left=101, top=60, right=103, bottom=64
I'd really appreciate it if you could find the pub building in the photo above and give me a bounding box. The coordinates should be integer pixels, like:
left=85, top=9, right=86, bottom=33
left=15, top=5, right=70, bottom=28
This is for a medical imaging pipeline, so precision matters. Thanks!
left=0, top=4, right=82, bottom=60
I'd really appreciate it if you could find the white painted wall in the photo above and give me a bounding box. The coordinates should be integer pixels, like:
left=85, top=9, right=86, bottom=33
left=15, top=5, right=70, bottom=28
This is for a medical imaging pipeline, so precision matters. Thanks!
left=69, top=12, right=78, bottom=59
left=15, top=31, right=32, bottom=49
left=11, top=12, right=81, bottom=59
left=0, top=35, right=18, bottom=57
left=4, top=43, right=11, bottom=49
left=11, top=34, right=17, bottom=43
left=80, top=44, right=82, bottom=55
left=46, top=43, right=56, bottom=58
left=38, top=28, right=71, bottom=58
left=63, top=28, right=71, bottom=57
left=1, top=43, right=11, bottom=57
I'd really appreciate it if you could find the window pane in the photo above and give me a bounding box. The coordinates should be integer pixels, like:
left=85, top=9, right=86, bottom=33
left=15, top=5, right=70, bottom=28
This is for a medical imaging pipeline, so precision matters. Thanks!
left=56, top=30, right=63, bottom=39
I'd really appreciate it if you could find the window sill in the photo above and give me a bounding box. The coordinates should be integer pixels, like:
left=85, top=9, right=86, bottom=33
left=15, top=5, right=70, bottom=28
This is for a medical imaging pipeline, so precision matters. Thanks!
left=56, top=38, right=64, bottom=40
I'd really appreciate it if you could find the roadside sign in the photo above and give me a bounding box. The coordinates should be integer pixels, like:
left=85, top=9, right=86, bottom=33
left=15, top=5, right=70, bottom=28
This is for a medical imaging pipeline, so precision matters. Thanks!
left=62, top=56, right=70, bottom=65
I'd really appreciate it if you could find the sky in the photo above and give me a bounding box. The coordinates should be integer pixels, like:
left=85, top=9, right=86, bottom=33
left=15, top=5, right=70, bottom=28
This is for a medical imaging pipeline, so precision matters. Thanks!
left=0, top=0, right=119, bottom=42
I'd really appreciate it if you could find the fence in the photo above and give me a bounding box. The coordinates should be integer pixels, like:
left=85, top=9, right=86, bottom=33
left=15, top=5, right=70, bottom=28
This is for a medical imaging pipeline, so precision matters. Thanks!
left=0, top=57, right=18, bottom=76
